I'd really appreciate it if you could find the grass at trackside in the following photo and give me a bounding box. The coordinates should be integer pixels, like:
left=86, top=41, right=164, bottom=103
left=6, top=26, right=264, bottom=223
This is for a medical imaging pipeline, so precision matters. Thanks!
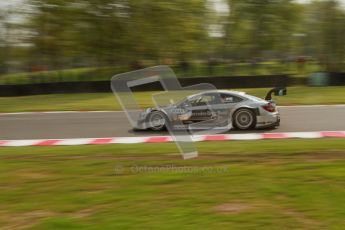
left=1, top=86, right=345, bottom=113
left=0, top=139, right=344, bottom=229
left=0, top=62, right=321, bottom=85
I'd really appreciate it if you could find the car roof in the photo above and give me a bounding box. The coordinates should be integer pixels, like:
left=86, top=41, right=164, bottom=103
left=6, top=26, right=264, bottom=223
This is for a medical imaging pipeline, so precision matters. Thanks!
left=187, top=90, right=246, bottom=99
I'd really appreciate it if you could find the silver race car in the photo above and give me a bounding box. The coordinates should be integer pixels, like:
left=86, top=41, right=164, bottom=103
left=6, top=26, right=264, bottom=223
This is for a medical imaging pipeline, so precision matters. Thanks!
left=135, top=87, right=286, bottom=131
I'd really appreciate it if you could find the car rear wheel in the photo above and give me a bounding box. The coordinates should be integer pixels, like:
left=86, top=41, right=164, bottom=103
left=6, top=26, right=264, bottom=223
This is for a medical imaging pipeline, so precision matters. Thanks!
left=233, top=108, right=256, bottom=130
left=148, top=111, right=167, bottom=131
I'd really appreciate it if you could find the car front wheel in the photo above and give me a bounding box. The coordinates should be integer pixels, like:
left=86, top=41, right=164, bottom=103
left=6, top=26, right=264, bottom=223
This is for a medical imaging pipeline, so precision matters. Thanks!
left=148, top=111, right=167, bottom=131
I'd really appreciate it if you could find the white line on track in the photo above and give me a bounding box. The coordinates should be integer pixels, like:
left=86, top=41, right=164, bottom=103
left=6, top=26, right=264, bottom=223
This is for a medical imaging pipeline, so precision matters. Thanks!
left=279, top=104, right=345, bottom=108
left=0, top=104, right=344, bottom=116
left=0, top=110, right=123, bottom=116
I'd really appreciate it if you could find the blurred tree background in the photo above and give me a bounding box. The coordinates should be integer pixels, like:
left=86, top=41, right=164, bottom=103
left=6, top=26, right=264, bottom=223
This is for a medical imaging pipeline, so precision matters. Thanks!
left=0, top=0, right=345, bottom=80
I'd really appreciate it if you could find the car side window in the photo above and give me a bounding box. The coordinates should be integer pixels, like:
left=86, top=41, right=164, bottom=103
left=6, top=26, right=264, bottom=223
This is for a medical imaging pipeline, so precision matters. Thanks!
left=220, top=93, right=243, bottom=103
left=189, top=94, right=219, bottom=106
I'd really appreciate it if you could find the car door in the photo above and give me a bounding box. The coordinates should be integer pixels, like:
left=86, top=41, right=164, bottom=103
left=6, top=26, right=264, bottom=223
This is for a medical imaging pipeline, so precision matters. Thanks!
left=211, top=93, right=244, bottom=126
left=187, top=93, right=220, bottom=123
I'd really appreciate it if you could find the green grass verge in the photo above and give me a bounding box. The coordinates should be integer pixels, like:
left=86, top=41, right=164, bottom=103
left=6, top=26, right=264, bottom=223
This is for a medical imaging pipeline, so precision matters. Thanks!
left=1, top=86, right=345, bottom=113
left=0, top=67, right=125, bottom=85
left=0, top=62, right=321, bottom=85
left=0, top=139, right=344, bottom=229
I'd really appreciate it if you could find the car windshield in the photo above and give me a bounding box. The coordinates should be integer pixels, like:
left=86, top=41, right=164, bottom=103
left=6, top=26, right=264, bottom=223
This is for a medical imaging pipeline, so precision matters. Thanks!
left=177, top=94, right=206, bottom=107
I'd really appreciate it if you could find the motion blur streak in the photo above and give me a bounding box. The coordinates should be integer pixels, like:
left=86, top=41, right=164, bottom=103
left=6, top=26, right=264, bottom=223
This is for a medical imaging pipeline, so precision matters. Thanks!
left=1, top=0, right=345, bottom=78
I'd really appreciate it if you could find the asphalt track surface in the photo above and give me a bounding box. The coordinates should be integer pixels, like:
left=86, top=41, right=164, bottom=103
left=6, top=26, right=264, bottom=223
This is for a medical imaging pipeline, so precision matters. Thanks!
left=1, top=105, right=345, bottom=140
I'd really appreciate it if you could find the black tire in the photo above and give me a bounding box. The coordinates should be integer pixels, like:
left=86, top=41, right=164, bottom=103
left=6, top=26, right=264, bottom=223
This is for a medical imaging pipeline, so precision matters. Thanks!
left=147, top=111, right=167, bottom=131
left=233, top=108, right=256, bottom=130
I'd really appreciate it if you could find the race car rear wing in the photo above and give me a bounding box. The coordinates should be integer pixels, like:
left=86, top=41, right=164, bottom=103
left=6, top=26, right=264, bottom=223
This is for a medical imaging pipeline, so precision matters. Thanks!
left=265, top=87, right=287, bottom=101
